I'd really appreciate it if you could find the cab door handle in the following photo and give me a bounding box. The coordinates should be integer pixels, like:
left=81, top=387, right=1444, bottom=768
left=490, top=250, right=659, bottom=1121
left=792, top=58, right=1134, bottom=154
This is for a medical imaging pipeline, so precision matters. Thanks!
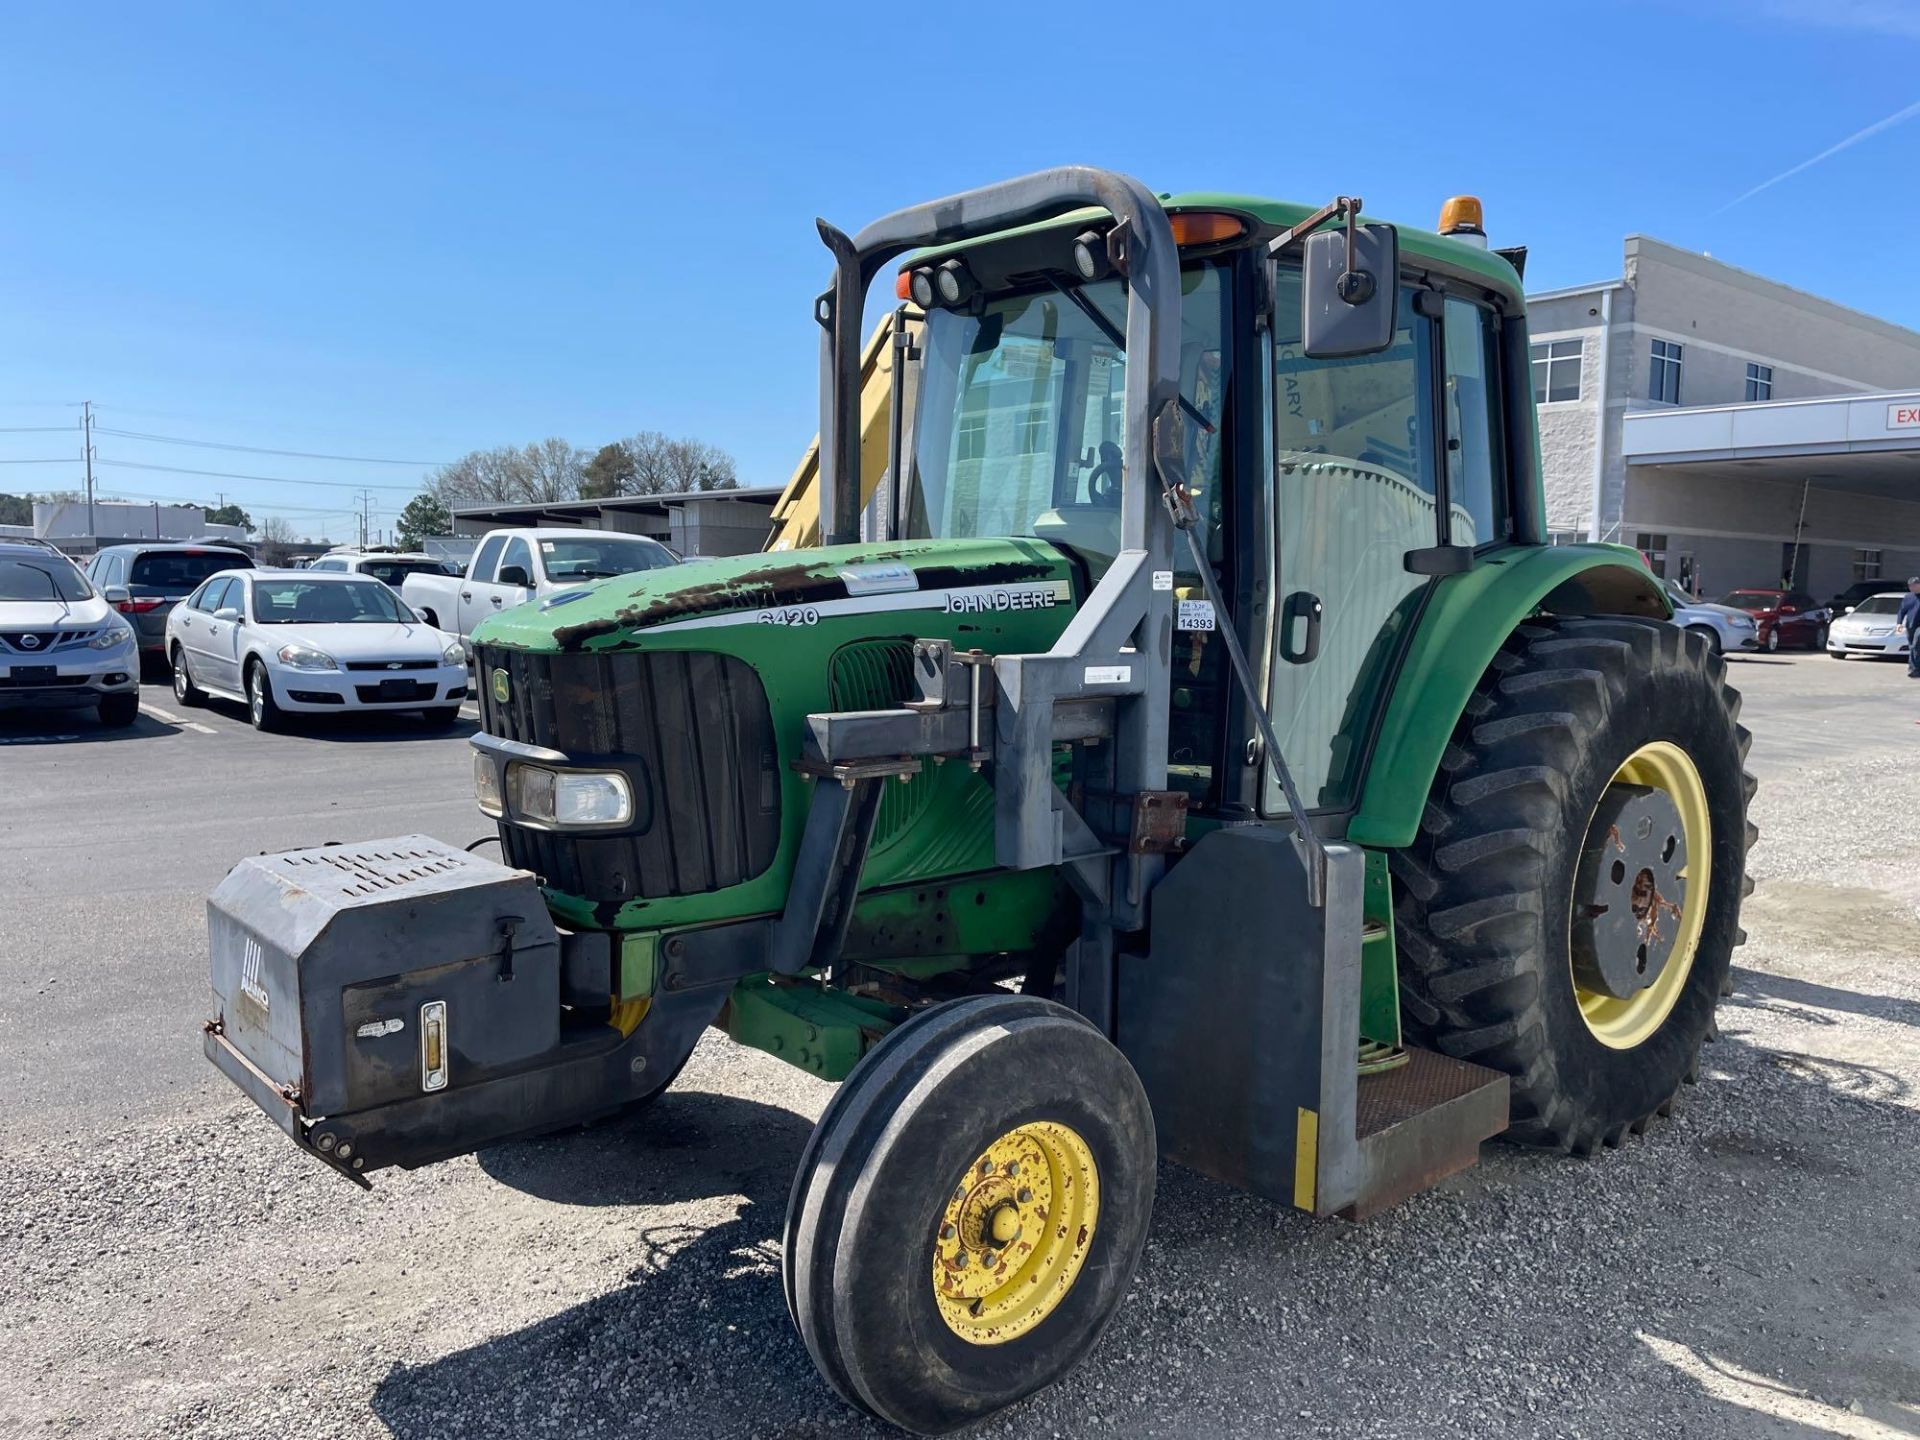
left=1279, top=591, right=1323, bottom=664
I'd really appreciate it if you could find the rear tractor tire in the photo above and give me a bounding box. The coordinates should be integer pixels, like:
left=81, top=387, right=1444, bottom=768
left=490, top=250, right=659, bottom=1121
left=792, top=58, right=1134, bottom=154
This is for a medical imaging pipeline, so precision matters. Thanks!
left=1393, top=616, right=1754, bottom=1155
left=783, top=994, right=1156, bottom=1435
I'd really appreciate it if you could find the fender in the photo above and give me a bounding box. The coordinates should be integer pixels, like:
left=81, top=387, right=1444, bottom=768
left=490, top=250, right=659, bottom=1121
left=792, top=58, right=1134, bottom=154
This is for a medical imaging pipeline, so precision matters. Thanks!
left=1346, top=542, right=1667, bottom=850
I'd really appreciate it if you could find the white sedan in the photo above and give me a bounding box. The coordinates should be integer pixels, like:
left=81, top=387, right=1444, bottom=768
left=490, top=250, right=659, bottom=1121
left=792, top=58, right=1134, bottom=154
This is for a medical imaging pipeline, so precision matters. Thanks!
left=1826, top=592, right=1910, bottom=660
left=164, top=569, right=469, bottom=729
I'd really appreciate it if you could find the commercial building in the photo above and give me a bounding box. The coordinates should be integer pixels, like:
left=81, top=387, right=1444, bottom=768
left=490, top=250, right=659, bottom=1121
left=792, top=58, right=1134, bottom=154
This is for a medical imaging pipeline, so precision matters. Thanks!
left=448, top=485, right=783, bottom=556
left=1528, top=236, right=1920, bottom=600
left=19, top=499, right=251, bottom=557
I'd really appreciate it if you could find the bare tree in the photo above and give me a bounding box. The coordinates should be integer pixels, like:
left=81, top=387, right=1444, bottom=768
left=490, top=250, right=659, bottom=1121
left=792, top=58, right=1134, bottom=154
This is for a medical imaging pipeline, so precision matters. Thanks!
left=256, top=515, right=299, bottom=566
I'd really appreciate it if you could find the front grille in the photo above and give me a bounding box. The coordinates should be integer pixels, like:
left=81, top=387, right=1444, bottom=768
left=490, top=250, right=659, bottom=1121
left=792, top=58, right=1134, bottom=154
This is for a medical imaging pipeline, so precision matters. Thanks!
left=354, top=680, right=437, bottom=703
left=345, top=659, right=437, bottom=672
left=0, top=630, right=90, bottom=654
left=828, top=638, right=932, bottom=848
left=476, top=645, right=780, bottom=902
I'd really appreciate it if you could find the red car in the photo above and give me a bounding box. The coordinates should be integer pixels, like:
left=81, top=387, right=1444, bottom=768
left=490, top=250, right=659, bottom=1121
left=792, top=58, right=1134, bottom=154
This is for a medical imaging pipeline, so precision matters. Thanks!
left=1717, top=588, right=1830, bottom=652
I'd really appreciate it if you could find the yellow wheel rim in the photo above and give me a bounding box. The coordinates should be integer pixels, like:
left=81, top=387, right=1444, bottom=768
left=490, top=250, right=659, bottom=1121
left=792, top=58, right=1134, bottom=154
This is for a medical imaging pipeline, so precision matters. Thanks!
left=930, top=1120, right=1099, bottom=1345
left=1572, top=741, right=1711, bottom=1050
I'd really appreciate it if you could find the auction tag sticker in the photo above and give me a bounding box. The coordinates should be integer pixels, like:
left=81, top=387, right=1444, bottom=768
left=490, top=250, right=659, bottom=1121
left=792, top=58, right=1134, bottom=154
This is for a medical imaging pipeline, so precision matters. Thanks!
left=1151, top=570, right=1173, bottom=591
left=1177, top=599, right=1216, bottom=632
left=1084, top=665, right=1133, bottom=685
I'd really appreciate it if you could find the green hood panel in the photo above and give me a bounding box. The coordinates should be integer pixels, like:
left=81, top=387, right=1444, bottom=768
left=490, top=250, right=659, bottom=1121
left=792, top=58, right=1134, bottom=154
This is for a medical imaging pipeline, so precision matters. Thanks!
left=471, top=537, right=1074, bottom=655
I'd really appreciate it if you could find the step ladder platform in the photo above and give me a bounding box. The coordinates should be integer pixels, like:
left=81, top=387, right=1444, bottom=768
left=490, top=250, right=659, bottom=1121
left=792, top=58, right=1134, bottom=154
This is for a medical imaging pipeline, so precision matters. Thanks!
left=1343, top=1046, right=1509, bottom=1221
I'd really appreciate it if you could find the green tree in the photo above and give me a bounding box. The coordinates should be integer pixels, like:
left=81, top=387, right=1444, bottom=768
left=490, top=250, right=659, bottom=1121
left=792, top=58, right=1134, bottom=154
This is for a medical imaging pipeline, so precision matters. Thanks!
left=580, top=442, right=636, bottom=500
left=0, top=493, right=32, bottom=527
left=396, top=491, right=452, bottom=549
left=202, top=502, right=254, bottom=530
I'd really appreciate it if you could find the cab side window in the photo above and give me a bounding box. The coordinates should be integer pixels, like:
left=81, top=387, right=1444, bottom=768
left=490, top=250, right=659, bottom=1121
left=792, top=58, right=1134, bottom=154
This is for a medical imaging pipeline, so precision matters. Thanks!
left=469, top=535, right=506, bottom=582
left=499, top=537, right=534, bottom=584
left=1441, top=297, right=1508, bottom=548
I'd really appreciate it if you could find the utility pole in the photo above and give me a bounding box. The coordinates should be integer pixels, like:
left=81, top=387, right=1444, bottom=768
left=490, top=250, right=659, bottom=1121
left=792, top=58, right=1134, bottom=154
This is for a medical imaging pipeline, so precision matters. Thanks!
left=81, top=400, right=96, bottom=541
left=357, top=490, right=375, bottom=549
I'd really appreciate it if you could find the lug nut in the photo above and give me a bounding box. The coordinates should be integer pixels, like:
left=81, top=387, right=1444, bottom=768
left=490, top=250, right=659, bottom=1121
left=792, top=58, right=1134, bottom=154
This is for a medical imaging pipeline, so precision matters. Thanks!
left=940, top=1222, right=956, bottom=1240
left=335, top=1143, right=353, bottom=1160
left=982, top=1249, right=999, bottom=1267
left=1005, top=1161, right=1020, bottom=1178
left=1017, top=1187, right=1033, bottom=1204
left=314, top=1133, right=337, bottom=1153
left=954, top=1252, right=968, bottom=1269
left=978, top=1159, right=993, bottom=1176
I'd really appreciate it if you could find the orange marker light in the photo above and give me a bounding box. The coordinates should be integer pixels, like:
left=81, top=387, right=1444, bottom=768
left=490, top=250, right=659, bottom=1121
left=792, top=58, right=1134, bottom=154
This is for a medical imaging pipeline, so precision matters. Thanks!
left=895, top=270, right=914, bottom=300
left=1438, top=195, right=1485, bottom=236
left=1168, top=211, right=1247, bottom=247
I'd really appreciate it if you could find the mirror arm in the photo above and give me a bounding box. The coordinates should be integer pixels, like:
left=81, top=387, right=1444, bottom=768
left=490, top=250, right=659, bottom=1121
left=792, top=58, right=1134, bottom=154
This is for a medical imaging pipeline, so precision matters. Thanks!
left=1268, top=195, right=1363, bottom=259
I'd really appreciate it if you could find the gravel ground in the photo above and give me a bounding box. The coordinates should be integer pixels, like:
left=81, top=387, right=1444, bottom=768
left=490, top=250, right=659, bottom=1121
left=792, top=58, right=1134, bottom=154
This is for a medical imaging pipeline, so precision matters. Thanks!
left=3, top=653, right=1917, bottom=1439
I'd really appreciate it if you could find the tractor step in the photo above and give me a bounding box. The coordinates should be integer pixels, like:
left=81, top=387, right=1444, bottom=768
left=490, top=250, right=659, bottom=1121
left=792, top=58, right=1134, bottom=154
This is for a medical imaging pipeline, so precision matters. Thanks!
left=1341, top=1046, right=1509, bottom=1220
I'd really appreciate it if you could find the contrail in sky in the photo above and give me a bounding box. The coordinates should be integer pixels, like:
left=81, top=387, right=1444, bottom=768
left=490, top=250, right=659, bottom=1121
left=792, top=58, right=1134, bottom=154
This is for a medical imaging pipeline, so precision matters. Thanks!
left=1713, top=96, right=1920, bottom=213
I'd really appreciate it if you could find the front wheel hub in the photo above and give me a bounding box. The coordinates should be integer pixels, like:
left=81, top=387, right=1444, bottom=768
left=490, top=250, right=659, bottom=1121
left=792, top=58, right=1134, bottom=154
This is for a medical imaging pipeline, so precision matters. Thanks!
left=1573, top=782, right=1687, bottom=999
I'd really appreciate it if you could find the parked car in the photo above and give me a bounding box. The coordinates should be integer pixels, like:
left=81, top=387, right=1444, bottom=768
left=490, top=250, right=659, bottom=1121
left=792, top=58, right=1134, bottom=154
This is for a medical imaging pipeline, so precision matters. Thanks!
left=401, top=527, right=678, bottom=644
left=306, top=549, right=460, bottom=591
left=1663, top=581, right=1759, bottom=655
left=1824, top=579, right=1897, bottom=617
left=84, top=543, right=254, bottom=667
left=1715, top=587, right=1829, bottom=652
left=0, top=539, right=140, bottom=726
left=165, top=569, right=468, bottom=730
left=1825, top=592, right=1911, bottom=660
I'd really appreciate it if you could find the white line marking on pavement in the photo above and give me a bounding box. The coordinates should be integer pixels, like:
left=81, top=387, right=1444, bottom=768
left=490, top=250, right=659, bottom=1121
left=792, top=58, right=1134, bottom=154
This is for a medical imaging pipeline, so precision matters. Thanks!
left=141, top=702, right=218, bottom=735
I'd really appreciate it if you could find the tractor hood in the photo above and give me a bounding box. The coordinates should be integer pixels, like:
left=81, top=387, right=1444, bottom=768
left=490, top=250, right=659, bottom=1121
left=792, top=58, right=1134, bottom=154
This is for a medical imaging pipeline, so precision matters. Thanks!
left=471, top=537, right=1079, bottom=655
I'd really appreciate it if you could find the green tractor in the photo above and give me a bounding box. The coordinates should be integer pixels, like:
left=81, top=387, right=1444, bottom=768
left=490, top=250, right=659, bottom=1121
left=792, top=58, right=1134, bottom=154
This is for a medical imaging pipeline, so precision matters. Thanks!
left=203, top=167, right=1753, bottom=1433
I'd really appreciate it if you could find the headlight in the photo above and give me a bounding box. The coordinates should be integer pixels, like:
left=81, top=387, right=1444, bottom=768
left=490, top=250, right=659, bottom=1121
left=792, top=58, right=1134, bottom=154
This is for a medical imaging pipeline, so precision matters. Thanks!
left=276, top=643, right=338, bottom=671
left=508, top=764, right=632, bottom=828
left=442, top=641, right=464, bottom=664
left=88, top=623, right=133, bottom=650
left=473, top=753, right=504, bottom=818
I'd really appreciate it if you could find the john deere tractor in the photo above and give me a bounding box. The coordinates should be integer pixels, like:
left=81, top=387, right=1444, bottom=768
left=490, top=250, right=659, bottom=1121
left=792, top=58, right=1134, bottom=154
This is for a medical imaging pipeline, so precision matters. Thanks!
left=203, top=168, right=1752, bottom=1433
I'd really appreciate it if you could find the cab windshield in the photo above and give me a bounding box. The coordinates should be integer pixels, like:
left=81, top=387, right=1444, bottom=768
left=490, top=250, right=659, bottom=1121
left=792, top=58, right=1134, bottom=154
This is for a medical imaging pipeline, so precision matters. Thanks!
left=906, top=262, right=1231, bottom=570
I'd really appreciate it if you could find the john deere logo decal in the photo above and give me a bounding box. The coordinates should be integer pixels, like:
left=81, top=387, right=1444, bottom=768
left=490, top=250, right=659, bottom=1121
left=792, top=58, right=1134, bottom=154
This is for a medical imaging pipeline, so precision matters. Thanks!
left=491, top=668, right=510, bottom=704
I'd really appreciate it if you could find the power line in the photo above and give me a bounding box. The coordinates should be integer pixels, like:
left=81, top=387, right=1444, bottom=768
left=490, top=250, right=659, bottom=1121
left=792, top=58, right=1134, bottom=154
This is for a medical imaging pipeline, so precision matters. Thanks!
left=0, top=426, right=75, bottom=433
left=0, top=457, right=80, bottom=464
left=96, top=458, right=422, bottom=492
left=93, top=426, right=449, bottom=467
left=57, top=481, right=376, bottom=519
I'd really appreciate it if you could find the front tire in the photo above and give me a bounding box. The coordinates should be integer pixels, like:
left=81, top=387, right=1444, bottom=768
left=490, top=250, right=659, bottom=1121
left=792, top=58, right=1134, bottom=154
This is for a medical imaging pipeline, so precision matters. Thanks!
left=1393, top=617, right=1754, bottom=1154
left=97, top=692, right=139, bottom=728
left=246, top=661, right=284, bottom=732
left=422, top=706, right=461, bottom=727
left=784, top=995, right=1156, bottom=1435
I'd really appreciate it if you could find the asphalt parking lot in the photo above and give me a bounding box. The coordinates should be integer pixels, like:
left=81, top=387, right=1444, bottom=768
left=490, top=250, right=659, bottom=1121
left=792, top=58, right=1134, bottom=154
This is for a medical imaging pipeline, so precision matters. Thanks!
left=3, top=651, right=1917, bottom=1439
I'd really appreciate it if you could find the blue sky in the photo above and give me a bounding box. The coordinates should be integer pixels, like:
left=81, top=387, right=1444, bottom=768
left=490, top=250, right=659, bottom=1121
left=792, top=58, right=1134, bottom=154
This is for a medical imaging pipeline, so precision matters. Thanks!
left=2, top=0, right=1917, bottom=539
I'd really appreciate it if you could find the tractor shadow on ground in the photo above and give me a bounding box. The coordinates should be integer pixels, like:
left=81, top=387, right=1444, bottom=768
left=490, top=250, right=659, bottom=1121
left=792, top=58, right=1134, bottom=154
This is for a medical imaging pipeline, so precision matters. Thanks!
left=371, top=1026, right=1920, bottom=1440
left=1728, top=964, right=1920, bottom=1032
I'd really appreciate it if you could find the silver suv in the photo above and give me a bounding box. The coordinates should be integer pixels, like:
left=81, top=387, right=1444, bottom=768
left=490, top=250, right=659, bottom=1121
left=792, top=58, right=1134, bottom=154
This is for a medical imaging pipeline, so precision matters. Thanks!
left=0, top=540, right=141, bottom=727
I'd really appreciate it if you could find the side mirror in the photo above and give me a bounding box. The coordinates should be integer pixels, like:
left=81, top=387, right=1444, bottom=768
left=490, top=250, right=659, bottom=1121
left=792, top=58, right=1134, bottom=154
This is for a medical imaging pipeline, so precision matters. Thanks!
left=214, top=606, right=242, bottom=622
left=103, top=585, right=130, bottom=607
left=1301, top=223, right=1399, bottom=358
left=496, top=564, right=532, bottom=589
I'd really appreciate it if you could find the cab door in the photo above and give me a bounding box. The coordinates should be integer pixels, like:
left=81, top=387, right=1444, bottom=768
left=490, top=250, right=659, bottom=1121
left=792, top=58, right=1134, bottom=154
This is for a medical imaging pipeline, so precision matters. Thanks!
left=1262, top=275, right=1508, bottom=815
left=456, top=535, right=508, bottom=636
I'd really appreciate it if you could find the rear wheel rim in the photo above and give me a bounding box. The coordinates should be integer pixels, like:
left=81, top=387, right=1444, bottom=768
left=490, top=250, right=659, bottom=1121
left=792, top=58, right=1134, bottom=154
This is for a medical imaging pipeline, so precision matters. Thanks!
left=930, top=1120, right=1099, bottom=1345
left=1571, top=741, right=1711, bottom=1050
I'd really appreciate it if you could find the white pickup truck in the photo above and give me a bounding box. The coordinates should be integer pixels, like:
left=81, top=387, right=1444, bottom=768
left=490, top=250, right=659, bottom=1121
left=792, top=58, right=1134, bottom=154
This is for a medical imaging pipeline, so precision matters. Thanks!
left=400, top=527, right=679, bottom=641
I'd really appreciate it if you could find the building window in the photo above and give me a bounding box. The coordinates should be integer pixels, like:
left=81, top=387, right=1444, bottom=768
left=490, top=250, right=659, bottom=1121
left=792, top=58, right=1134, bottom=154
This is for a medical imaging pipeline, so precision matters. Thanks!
left=1853, top=548, right=1882, bottom=582
left=1529, top=339, right=1583, bottom=404
left=1634, top=531, right=1669, bottom=579
left=956, top=411, right=987, bottom=462
left=1745, top=363, right=1773, bottom=402
left=1649, top=340, right=1683, bottom=404
left=1014, top=406, right=1049, bottom=456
